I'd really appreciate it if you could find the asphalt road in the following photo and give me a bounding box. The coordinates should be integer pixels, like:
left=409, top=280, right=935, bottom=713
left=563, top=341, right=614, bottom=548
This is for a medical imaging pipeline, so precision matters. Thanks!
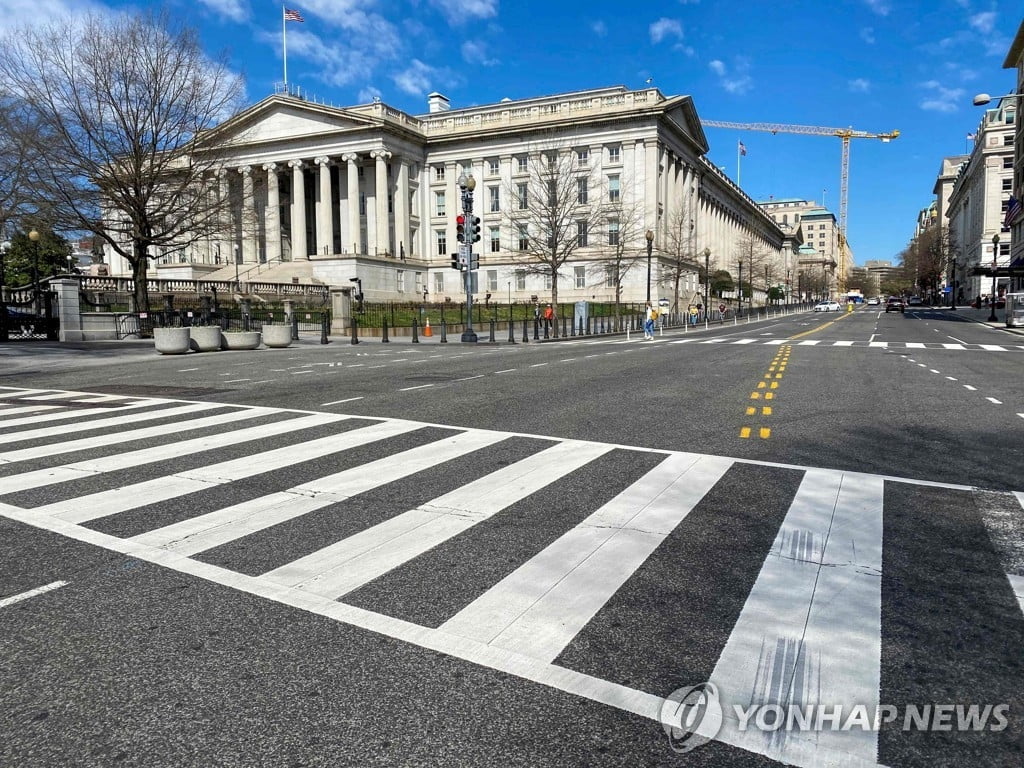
left=1, top=304, right=1022, bottom=767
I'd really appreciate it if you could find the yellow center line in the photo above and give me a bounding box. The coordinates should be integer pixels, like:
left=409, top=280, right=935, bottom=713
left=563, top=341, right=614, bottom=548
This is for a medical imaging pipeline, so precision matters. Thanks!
left=762, top=406, right=772, bottom=415
left=746, top=406, right=756, bottom=416
left=740, top=427, right=752, bottom=439
left=788, top=313, right=850, bottom=340
left=759, top=427, right=771, bottom=439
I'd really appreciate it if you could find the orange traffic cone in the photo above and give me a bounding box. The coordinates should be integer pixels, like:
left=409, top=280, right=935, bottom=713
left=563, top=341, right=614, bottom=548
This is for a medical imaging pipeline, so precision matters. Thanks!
left=423, top=318, right=433, bottom=337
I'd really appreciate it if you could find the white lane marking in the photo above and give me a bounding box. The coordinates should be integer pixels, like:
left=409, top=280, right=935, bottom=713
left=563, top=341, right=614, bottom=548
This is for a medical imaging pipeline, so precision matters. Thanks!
left=440, top=453, right=731, bottom=662
left=948, top=336, right=967, bottom=344
left=868, top=341, right=888, bottom=348
left=321, top=397, right=364, bottom=406
left=979, top=345, right=1006, bottom=351
left=834, top=340, right=855, bottom=346
left=906, top=342, right=926, bottom=349
left=942, top=344, right=966, bottom=350
left=917, top=363, right=927, bottom=367
left=560, top=358, right=578, bottom=362
left=964, top=385, right=977, bottom=391
left=290, top=370, right=315, bottom=375
left=494, top=369, right=516, bottom=374
left=1009, top=574, right=1024, bottom=616
left=0, top=580, right=68, bottom=609
left=0, top=403, right=222, bottom=445
left=132, top=429, right=509, bottom=556
left=530, top=363, right=549, bottom=368
left=929, top=369, right=940, bottom=374
left=264, top=441, right=614, bottom=598
left=453, top=375, right=484, bottom=382
left=987, top=397, right=1003, bottom=404
left=224, top=379, right=252, bottom=383
left=0, top=405, right=62, bottom=418
left=946, top=376, right=958, bottom=381
left=347, top=364, right=365, bottom=368
left=35, top=420, right=422, bottom=524
left=398, top=384, right=434, bottom=392
left=711, top=471, right=884, bottom=768
left=868, top=334, right=876, bottom=343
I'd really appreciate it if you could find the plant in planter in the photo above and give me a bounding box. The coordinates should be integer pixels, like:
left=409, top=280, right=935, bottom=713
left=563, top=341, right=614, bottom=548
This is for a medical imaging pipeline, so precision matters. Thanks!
left=261, top=324, right=293, bottom=348
left=188, top=325, right=222, bottom=352
left=220, top=330, right=262, bottom=350
left=153, top=326, right=190, bottom=355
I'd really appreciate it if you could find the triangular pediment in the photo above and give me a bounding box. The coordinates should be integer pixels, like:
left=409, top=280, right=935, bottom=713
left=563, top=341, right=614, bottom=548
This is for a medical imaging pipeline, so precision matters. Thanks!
left=208, top=95, right=379, bottom=147
left=662, top=97, right=709, bottom=154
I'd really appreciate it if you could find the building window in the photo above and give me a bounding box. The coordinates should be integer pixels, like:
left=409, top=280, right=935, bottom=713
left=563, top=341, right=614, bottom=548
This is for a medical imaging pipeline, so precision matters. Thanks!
left=608, top=175, right=620, bottom=202
left=576, top=220, right=588, bottom=247
left=577, top=148, right=589, bottom=167
left=489, top=226, right=500, bottom=253
left=517, top=182, right=528, bottom=209
left=544, top=274, right=552, bottom=289
left=434, top=165, right=445, bottom=181
left=518, top=224, right=529, bottom=251
left=1003, top=179, right=1013, bottom=191
left=487, top=270, right=498, bottom=291
left=436, top=230, right=447, bottom=255
left=607, top=145, right=620, bottom=164
left=608, top=221, right=620, bottom=246
left=396, top=269, right=405, bottom=293
left=434, top=272, right=444, bottom=294
left=435, top=191, right=446, bottom=217
left=515, top=270, right=526, bottom=290
left=574, top=265, right=586, bottom=288
left=1005, top=135, right=1015, bottom=146
left=548, top=179, right=557, bottom=206
left=605, top=265, right=616, bottom=287
left=516, top=155, right=528, bottom=174
left=489, top=186, right=500, bottom=212
left=1004, top=157, right=1014, bottom=169
left=577, top=178, right=588, bottom=205
left=488, top=158, right=499, bottom=175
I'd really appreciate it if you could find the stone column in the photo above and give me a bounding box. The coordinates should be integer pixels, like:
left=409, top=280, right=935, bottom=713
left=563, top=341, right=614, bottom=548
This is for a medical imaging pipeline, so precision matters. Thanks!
left=288, top=159, right=307, bottom=260
left=342, top=153, right=360, bottom=254
left=53, top=279, right=84, bottom=342
left=315, top=156, right=332, bottom=257
left=218, top=168, right=231, bottom=268
left=395, top=158, right=409, bottom=259
left=238, top=165, right=257, bottom=263
left=370, top=149, right=392, bottom=255
left=263, top=163, right=282, bottom=263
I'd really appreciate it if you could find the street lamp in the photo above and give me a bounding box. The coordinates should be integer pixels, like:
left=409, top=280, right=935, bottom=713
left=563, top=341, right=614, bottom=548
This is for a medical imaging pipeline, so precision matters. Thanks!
left=458, top=173, right=478, bottom=343
left=737, top=258, right=743, bottom=316
left=703, top=247, right=711, bottom=314
left=28, top=229, right=40, bottom=315
left=988, top=234, right=1000, bottom=322
left=950, top=258, right=958, bottom=311
left=645, top=229, right=654, bottom=304
left=764, top=264, right=770, bottom=307
left=0, top=241, right=9, bottom=341
left=233, top=243, right=240, bottom=290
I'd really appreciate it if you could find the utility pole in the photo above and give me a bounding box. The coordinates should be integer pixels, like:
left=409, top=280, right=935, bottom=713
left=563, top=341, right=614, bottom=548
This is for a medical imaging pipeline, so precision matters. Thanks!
left=457, top=173, right=480, bottom=343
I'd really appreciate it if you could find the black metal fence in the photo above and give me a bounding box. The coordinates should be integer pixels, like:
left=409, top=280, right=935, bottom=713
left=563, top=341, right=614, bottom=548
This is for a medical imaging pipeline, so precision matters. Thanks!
left=0, top=292, right=59, bottom=342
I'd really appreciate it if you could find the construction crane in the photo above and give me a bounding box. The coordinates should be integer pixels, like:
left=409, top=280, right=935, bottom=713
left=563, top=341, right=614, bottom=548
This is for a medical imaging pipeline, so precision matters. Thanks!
left=700, top=120, right=900, bottom=289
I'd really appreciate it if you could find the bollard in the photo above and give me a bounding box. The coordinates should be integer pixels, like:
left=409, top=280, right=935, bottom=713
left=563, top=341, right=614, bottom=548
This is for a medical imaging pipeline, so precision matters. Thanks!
left=291, top=313, right=300, bottom=341
left=489, top=319, right=495, bottom=342
left=350, top=316, right=359, bottom=345
left=578, top=317, right=584, bottom=336
left=412, top=318, right=419, bottom=343
left=522, top=318, right=529, bottom=342
left=533, top=318, right=539, bottom=340
left=440, top=319, right=448, bottom=343
left=382, top=318, right=390, bottom=343
left=320, top=313, right=329, bottom=344
left=543, top=319, right=549, bottom=339
left=508, top=317, right=515, bottom=343
left=562, top=316, right=567, bottom=337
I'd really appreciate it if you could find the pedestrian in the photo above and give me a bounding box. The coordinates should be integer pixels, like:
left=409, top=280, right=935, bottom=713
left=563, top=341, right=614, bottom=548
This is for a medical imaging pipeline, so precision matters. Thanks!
left=689, top=305, right=699, bottom=325
left=543, top=303, right=554, bottom=332
left=644, top=301, right=656, bottom=339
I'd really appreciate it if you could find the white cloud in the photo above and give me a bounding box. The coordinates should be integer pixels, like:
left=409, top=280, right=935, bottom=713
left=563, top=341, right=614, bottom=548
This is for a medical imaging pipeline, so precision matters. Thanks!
left=863, top=0, right=890, bottom=16
left=461, top=40, right=498, bottom=66
left=429, top=0, right=499, bottom=23
left=848, top=78, right=871, bottom=93
left=919, top=80, right=965, bottom=113
left=860, top=27, right=875, bottom=44
left=708, top=58, right=752, bottom=95
left=649, top=18, right=683, bottom=44
left=198, top=0, right=247, bottom=24
left=392, top=58, right=456, bottom=97
left=357, top=86, right=382, bottom=104
left=969, top=11, right=996, bottom=34
left=591, top=20, right=607, bottom=37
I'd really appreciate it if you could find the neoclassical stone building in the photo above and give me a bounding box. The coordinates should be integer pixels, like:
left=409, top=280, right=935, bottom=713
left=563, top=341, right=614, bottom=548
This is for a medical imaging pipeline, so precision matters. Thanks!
left=105, top=85, right=794, bottom=304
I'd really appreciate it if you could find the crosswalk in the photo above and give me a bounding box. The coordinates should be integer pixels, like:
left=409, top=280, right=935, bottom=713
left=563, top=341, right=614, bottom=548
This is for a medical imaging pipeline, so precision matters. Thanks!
left=1, top=385, right=1022, bottom=767
left=558, top=336, right=1024, bottom=351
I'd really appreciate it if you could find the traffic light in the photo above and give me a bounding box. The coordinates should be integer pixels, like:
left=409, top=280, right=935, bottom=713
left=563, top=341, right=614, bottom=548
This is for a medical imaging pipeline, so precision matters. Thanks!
left=470, top=253, right=480, bottom=270
left=456, top=214, right=466, bottom=243
left=470, top=216, right=481, bottom=243
left=451, top=252, right=461, bottom=270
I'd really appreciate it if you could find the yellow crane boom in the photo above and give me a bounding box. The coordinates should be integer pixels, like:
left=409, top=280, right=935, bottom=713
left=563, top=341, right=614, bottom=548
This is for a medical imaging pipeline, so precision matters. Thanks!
left=701, top=119, right=899, bottom=289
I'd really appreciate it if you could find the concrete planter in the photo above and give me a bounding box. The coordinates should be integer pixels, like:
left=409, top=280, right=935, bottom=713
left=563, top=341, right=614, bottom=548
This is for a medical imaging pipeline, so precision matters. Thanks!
left=262, top=324, right=293, bottom=348
left=221, top=331, right=262, bottom=350
left=189, top=325, right=223, bottom=352
left=153, top=326, right=191, bottom=355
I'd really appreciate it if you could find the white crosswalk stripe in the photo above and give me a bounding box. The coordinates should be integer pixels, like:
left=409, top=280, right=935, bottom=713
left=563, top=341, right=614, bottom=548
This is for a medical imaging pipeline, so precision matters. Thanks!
left=546, top=338, right=1021, bottom=351
left=1, top=385, right=1021, bottom=768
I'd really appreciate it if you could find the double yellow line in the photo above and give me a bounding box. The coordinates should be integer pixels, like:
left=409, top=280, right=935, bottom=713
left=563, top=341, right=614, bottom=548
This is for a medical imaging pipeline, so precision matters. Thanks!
left=739, top=345, right=789, bottom=439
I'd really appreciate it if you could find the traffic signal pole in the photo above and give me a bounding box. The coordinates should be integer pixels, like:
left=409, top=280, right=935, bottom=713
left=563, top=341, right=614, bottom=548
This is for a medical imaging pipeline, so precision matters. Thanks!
left=458, top=173, right=479, bottom=343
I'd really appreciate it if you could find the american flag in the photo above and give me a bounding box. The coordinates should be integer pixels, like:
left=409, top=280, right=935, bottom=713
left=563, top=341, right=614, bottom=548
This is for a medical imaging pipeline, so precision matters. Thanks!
left=739, top=141, right=747, bottom=156
left=1005, top=195, right=1022, bottom=228
left=284, top=8, right=304, bottom=22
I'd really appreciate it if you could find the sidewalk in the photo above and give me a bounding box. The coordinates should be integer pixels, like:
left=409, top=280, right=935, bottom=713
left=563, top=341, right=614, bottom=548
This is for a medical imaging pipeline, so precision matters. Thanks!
left=939, top=304, right=1024, bottom=336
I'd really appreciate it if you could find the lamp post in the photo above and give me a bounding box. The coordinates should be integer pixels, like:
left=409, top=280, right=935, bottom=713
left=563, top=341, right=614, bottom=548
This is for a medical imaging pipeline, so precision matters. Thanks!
left=988, top=234, right=999, bottom=322
left=0, top=240, right=9, bottom=341
left=949, top=258, right=958, bottom=311
left=764, top=264, right=770, bottom=307
left=645, top=229, right=654, bottom=304
left=233, top=243, right=240, bottom=290
left=28, top=229, right=40, bottom=315
left=703, top=247, right=711, bottom=314
left=737, top=258, right=743, bottom=316
left=458, top=173, right=478, bottom=343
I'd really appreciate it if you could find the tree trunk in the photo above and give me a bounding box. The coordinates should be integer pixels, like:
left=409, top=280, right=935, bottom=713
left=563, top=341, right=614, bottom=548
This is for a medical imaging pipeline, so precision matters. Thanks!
left=133, top=241, right=150, bottom=313
left=550, top=269, right=559, bottom=337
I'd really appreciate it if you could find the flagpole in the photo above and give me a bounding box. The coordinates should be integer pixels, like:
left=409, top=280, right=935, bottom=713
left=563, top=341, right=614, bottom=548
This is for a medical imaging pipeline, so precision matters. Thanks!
left=737, top=141, right=742, bottom=186
left=282, top=5, right=288, bottom=86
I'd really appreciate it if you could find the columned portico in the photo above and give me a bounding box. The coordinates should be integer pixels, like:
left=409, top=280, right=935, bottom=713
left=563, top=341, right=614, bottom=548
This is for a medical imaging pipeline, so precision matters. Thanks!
left=370, top=149, right=392, bottom=256
left=238, top=165, right=257, bottom=264
left=218, top=168, right=231, bottom=268
left=342, top=153, right=360, bottom=254
left=315, top=156, right=332, bottom=257
left=395, top=159, right=410, bottom=258
left=263, top=163, right=282, bottom=263
left=289, top=159, right=308, bottom=260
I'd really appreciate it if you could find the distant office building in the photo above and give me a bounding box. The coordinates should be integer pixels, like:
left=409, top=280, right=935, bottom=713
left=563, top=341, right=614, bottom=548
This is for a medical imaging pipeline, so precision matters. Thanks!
left=1002, top=19, right=1024, bottom=285
left=759, top=198, right=847, bottom=297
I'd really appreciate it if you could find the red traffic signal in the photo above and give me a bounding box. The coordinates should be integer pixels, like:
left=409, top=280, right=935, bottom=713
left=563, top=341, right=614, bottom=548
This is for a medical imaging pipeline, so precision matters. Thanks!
left=456, top=214, right=466, bottom=242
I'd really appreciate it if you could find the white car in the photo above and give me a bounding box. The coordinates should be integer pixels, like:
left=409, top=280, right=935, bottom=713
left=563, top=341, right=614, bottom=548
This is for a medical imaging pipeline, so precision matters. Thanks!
left=866, top=297, right=880, bottom=306
left=813, top=301, right=842, bottom=312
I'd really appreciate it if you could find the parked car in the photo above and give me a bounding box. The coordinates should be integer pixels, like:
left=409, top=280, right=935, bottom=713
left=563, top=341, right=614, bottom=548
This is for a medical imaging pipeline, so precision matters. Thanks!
left=885, top=297, right=905, bottom=313
left=866, top=297, right=880, bottom=306
left=813, top=300, right=842, bottom=312
left=907, top=296, right=923, bottom=306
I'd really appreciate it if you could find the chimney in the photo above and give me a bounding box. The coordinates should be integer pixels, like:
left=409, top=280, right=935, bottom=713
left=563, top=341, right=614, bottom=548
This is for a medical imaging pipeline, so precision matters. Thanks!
left=427, top=92, right=450, bottom=113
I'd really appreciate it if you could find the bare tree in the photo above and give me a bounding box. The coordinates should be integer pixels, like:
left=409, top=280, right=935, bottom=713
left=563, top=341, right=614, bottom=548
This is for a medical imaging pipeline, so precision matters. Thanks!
left=0, top=96, right=45, bottom=241
left=733, top=232, right=772, bottom=309
left=0, top=10, right=246, bottom=310
left=661, top=206, right=701, bottom=316
left=504, top=146, right=611, bottom=336
left=589, top=183, right=646, bottom=329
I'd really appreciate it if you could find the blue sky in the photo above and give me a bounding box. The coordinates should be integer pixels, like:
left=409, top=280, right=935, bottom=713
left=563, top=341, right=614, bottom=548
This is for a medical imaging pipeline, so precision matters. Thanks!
left=3, top=0, right=1021, bottom=266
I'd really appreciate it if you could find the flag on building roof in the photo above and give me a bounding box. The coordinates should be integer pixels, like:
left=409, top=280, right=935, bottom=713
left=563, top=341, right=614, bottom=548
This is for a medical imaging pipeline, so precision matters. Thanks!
left=739, top=141, right=747, bottom=156
left=966, top=132, right=975, bottom=140
left=1005, top=195, right=1022, bottom=228
left=284, top=7, right=304, bottom=22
